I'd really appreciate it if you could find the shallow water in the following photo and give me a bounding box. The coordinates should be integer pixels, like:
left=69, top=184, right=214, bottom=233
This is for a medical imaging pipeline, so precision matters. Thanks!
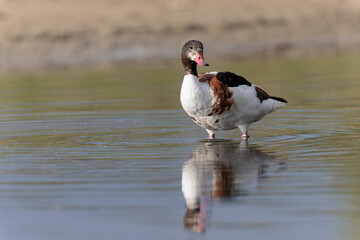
left=0, top=56, right=360, bottom=240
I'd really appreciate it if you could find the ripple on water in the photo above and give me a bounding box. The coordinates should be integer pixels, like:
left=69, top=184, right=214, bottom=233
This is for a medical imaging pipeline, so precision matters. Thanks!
left=0, top=103, right=359, bottom=240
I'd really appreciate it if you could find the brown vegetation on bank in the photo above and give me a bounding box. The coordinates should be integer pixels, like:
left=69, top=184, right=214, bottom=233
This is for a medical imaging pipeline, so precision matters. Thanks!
left=1, top=0, right=360, bottom=70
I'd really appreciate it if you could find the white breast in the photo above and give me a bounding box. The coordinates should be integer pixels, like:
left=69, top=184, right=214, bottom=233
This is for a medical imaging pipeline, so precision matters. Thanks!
left=180, top=75, right=213, bottom=117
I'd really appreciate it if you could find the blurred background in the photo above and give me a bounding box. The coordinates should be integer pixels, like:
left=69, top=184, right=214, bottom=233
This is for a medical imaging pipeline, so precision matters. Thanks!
left=1, top=1, right=360, bottom=240
left=1, top=0, right=360, bottom=70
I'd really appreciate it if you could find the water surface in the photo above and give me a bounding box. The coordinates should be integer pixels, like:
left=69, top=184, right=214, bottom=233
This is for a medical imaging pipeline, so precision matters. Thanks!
left=0, top=56, right=360, bottom=240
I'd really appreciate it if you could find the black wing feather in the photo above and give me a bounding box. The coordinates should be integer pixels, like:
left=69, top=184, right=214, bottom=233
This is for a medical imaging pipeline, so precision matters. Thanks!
left=216, top=72, right=252, bottom=87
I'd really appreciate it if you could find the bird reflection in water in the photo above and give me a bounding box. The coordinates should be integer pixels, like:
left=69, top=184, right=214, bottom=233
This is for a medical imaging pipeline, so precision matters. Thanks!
left=182, top=140, right=280, bottom=233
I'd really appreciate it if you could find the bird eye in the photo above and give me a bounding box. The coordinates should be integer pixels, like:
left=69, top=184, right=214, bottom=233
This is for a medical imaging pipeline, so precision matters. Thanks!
left=190, top=46, right=193, bottom=50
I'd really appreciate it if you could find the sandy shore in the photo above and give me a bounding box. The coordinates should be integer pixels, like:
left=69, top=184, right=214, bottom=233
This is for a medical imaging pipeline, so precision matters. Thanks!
left=1, top=0, right=360, bottom=70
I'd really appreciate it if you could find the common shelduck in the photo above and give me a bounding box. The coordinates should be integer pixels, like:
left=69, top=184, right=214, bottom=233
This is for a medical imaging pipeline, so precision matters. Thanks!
left=180, top=40, right=287, bottom=140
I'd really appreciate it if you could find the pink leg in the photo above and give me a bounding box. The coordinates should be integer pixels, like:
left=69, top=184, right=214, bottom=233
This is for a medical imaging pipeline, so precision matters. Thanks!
left=239, top=125, right=250, bottom=141
left=242, top=133, right=249, bottom=140
left=206, top=129, right=215, bottom=139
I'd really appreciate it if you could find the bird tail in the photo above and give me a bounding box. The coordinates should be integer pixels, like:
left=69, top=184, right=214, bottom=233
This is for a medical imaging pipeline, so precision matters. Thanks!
left=270, top=96, right=287, bottom=107
left=261, top=96, right=287, bottom=114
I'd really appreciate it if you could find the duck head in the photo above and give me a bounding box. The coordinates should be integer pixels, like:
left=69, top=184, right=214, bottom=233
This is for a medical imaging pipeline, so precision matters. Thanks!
left=182, top=40, right=209, bottom=76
